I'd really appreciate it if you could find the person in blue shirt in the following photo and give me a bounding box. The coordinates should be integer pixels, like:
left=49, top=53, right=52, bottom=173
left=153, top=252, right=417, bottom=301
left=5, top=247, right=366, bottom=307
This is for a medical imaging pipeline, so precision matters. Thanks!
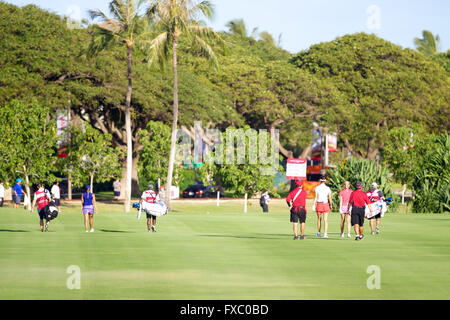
left=81, top=185, right=98, bottom=232
left=13, top=178, right=24, bottom=209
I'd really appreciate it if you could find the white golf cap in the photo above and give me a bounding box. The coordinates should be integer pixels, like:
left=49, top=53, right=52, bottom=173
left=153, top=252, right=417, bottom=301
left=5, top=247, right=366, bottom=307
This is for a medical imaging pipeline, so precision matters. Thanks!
left=371, top=182, right=378, bottom=188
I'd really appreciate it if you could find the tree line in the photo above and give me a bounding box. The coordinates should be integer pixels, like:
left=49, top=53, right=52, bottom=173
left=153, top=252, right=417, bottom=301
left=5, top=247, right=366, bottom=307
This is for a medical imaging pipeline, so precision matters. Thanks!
left=0, top=1, right=448, bottom=212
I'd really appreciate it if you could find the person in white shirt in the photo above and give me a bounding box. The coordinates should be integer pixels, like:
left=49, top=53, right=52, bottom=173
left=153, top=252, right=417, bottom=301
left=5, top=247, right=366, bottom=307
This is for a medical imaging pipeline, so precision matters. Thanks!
left=313, top=176, right=333, bottom=238
left=113, top=180, right=121, bottom=200
left=0, top=181, right=5, bottom=207
left=51, top=181, right=61, bottom=212
left=140, top=184, right=160, bottom=232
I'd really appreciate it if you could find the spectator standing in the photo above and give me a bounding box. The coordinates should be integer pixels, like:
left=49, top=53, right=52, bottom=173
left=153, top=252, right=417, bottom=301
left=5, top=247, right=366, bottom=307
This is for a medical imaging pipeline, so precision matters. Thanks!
left=0, top=181, right=4, bottom=207
left=51, top=181, right=61, bottom=213
left=260, top=191, right=270, bottom=213
left=113, top=180, right=121, bottom=200
left=13, top=178, right=24, bottom=209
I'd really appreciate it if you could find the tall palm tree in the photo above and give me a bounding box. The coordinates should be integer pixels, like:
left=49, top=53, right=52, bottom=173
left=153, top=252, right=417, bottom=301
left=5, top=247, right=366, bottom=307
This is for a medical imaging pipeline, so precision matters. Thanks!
left=145, top=0, right=225, bottom=210
left=414, top=30, right=441, bottom=57
left=88, top=0, right=153, bottom=212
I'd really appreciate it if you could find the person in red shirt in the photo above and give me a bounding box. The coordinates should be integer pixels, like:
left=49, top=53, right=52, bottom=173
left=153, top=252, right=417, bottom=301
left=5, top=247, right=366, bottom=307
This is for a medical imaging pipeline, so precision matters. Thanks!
left=30, top=183, right=52, bottom=232
left=286, top=180, right=307, bottom=240
left=339, top=181, right=353, bottom=238
left=347, top=181, right=373, bottom=241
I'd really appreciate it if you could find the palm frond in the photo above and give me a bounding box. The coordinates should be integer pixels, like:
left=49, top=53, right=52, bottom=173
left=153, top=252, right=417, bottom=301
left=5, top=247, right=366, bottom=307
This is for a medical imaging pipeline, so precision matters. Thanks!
left=145, top=31, right=169, bottom=69
left=89, top=9, right=110, bottom=23
left=192, top=34, right=219, bottom=70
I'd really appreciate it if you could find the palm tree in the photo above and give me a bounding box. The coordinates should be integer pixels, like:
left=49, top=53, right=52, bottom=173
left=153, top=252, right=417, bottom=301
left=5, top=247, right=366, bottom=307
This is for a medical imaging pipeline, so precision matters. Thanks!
left=88, top=0, right=153, bottom=212
left=145, top=0, right=225, bottom=210
left=414, top=30, right=441, bottom=57
left=226, top=18, right=258, bottom=39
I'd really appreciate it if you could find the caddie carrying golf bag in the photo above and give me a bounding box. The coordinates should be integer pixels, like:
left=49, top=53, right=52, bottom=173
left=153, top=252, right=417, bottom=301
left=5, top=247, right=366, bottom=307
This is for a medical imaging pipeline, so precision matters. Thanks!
left=133, top=201, right=168, bottom=220
left=44, top=200, right=58, bottom=221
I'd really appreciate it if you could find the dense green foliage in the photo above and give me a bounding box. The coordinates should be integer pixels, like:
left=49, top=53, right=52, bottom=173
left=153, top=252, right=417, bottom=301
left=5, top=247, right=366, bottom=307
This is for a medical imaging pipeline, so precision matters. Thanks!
left=0, top=100, right=59, bottom=192
left=198, top=126, right=282, bottom=200
left=137, top=120, right=178, bottom=190
left=60, top=123, right=124, bottom=191
left=291, top=33, right=450, bottom=159
left=412, top=134, right=450, bottom=213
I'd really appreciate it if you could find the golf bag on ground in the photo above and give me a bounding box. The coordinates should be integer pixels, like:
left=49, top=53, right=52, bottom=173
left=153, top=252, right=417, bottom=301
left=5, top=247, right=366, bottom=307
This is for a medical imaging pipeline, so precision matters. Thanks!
left=44, top=200, right=58, bottom=221
left=133, top=201, right=168, bottom=220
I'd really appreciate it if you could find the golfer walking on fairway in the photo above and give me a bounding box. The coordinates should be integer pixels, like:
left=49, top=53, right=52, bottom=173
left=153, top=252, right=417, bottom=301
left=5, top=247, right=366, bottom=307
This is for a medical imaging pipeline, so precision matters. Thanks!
left=313, top=176, right=333, bottom=238
left=82, top=185, right=98, bottom=232
left=348, top=182, right=372, bottom=241
left=140, top=184, right=160, bottom=232
left=30, top=183, right=51, bottom=232
left=339, top=181, right=353, bottom=238
left=286, top=180, right=307, bottom=240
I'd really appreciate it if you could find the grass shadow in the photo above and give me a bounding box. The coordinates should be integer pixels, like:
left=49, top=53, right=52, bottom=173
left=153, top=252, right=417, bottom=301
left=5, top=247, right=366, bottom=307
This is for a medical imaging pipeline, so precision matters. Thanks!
left=0, top=229, right=29, bottom=232
left=199, top=234, right=281, bottom=240
left=99, top=229, right=133, bottom=233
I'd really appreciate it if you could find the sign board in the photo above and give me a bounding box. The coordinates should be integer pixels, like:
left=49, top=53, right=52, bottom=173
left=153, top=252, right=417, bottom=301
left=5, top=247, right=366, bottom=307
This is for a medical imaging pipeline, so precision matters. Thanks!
left=57, top=110, right=69, bottom=158
left=286, top=158, right=307, bottom=180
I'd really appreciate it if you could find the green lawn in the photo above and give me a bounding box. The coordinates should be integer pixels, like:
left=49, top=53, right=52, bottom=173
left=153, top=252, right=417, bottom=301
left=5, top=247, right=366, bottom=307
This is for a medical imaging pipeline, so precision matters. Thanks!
left=0, top=199, right=449, bottom=300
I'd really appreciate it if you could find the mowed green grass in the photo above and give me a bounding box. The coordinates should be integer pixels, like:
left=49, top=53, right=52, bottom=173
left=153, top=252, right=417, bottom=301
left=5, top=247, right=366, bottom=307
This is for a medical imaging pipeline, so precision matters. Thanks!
left=0, top=199, right=449, bottom=300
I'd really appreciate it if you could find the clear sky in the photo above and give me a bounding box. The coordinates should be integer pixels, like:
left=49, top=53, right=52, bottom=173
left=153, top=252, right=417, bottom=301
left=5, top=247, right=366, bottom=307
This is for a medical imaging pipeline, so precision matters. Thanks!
left=5, top=0, right=450, bottom=53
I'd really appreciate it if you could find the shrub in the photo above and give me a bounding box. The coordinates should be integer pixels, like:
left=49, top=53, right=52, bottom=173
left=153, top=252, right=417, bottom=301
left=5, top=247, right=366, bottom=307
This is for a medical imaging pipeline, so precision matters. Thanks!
left=412, top=134, right=450, bottom=213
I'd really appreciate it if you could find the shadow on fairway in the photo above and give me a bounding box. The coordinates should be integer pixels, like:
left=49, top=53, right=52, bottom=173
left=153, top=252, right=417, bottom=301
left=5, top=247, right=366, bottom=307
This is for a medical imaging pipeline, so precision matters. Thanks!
left=199, top=234, right=281, bottom=240
left=99, top=229, right=133, bottom=233
left=0, top=229, right=29, bottom=232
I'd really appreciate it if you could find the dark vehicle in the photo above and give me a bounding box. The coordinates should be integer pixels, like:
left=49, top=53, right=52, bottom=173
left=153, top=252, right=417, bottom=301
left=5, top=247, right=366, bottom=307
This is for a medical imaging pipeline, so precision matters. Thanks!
left=182, top=183, right=223, bottom=198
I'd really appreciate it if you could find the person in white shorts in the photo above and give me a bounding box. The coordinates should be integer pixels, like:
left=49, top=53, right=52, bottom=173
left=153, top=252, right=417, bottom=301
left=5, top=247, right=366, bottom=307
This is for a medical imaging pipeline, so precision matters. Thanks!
left=313, top=176, right=333, bottom=238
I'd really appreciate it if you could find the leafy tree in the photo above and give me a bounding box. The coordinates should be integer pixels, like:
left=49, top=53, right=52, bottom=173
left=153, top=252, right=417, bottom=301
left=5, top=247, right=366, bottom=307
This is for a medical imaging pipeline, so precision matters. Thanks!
left=88, top=0, right=156, bottom=212
left=62, top=124, right=124, bottom=192
left=414, top=30, right=441, bottom=57
left=145, top=0, right=225, bottom=209
left=203, top=126, right=282, bottom=212
left=0, top=100, right=59, bottom=208
left=291, top=33, right=450, bottom=159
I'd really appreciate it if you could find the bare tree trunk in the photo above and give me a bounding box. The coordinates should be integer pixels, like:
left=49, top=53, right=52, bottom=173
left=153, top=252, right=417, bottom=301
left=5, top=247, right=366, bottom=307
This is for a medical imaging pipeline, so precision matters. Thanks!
left=402, top=184, right=406, bottom=205
left=244, top=192, right=248, bottom=213
left=68, top=173, right=72, bottom=200
left=124, top=45, right=133, bottom=213
left=300, top=144, right=312, bottom=159
left=166, top=37, right=179, bottom=211
left=90, top=173, right=94, bottom=194
left=24, top=172, right=31, bottom=211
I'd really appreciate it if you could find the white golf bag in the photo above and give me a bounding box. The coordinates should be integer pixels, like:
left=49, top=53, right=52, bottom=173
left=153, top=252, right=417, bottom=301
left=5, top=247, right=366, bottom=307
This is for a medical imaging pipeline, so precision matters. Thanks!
left=137, top=201, right=168, bottom=219
left=365, top=200, right=388, bottom=218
